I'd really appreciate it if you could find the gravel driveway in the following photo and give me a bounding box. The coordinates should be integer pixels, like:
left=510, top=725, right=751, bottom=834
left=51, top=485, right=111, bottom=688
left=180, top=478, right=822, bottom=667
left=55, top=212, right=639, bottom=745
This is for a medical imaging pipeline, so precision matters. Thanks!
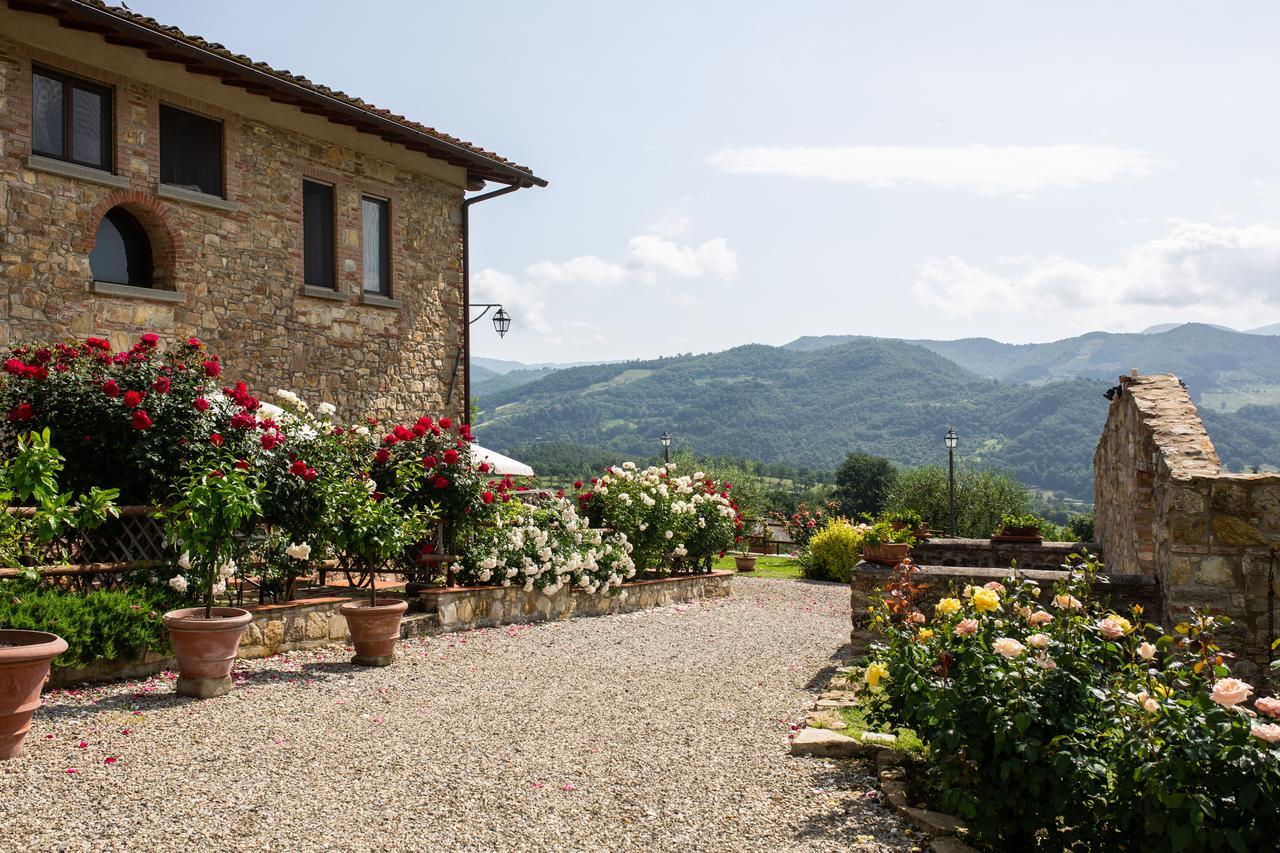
left=0, top=578, right=917, bottom=852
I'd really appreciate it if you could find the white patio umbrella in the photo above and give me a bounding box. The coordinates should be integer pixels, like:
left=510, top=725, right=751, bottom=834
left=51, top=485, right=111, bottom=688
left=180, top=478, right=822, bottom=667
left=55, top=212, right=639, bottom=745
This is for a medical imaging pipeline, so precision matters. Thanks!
left=469, top=444, right=535, bottom=478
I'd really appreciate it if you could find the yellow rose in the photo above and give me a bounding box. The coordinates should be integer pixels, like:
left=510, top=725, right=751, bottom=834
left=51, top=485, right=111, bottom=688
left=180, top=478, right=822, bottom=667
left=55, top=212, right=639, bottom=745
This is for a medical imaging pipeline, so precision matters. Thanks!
left=935, top=597, right=962, bottom=618
left=864, top=662, right=889, bottom=689
left=972, top=588, right=1001, bottom=613
left=917, top=628, right=935, bottom=641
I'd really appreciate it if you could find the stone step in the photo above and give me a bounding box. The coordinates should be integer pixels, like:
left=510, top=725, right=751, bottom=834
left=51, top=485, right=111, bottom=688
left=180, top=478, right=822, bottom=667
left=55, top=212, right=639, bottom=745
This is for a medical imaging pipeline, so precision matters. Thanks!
left=789, top=727, right=877, bottom=758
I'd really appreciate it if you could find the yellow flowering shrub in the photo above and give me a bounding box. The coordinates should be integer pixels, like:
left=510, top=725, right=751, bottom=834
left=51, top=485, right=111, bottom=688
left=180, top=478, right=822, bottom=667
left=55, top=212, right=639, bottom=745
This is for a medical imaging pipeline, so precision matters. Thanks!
left=800, top=517, right=868, bottom=583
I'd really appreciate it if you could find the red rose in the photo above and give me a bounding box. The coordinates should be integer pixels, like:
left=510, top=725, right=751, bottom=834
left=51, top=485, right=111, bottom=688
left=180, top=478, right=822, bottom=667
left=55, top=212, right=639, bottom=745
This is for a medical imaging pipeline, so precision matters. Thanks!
left=202, top=360, right=221, bottom=378
left=209, top=433, right=224, bottom=446
left=193, top=396, right=210, bottom=412
left=85, top=337, right=110, bottom=351
left=433, top=476, right=449, bottom=489
left=3, top=358, right=23, bottom=376
left=131, top=410, right=153, bottom=430
left=8, top=402, right=33, bottom=421
left=383, top=434, right=398, bottom=446
left=482, top=491, right=494, bottom=504
left=439, top=417, right=453, bottom=430
left=235, top=458, right=250, bottom=470
left=152, top=376, right=171, bottom=394
left=139, top=333, right=160, bottom=347
left=412, top=424, right=426, bottom=438
left=417, top=416, right=433, bottom=429
left=374, top=448, right=390, bottom=464
left=422, top=455, right=437, bottom=468
left=260, top=433, right=278, bottom=450
left=186, top=337, right=203, bottom=349
left=123, top=390, right=144, bottom=409
left=331, top=426, right=344, bottom=436
left=443, top=449, right=459, bottom=465
left=210, top=469, right=224, bottom=478
left=21, top=364, right=47, bottom=380
left=573, top=480, right=583, bottom=490
left=101, top=380, right=121, bottom=398
left=302, top=468, right=318, bottom=482
left=290, top=459, right=308, bottom=476
left=371, top=490, right=385, bottom=501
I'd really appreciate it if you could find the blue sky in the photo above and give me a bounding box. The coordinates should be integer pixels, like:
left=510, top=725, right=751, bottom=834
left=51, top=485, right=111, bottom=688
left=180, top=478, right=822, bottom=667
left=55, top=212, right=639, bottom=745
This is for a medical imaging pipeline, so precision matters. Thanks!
left=137, top=1, right=1280, bottom=362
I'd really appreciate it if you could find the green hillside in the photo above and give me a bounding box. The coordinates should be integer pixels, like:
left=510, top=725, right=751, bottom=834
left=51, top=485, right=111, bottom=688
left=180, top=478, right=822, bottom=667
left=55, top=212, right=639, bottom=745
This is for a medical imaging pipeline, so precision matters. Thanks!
left=476, top=340, right=1115, bottom=498
left=786, top=324, right=1280, bottom=406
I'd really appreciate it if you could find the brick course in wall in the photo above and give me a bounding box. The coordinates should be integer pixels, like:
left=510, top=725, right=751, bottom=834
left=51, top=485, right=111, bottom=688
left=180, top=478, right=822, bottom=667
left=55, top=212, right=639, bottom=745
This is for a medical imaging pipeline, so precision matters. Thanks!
left=0, top=15, right=482, bottom=423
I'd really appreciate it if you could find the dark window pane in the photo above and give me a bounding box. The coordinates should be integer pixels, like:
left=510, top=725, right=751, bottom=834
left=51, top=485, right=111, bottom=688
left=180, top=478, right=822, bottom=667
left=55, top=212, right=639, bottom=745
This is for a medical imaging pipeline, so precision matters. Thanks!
left=32, top=72, right=63, bottom=157
left=303, top=180, right=335, bottom=289
left=90, top=208, right=153, bottom=287
left=160, top=105, right=223, bottom=197
left=362, top=196, right=389, bottom=295
left=71, top=86, right=103, bottom=167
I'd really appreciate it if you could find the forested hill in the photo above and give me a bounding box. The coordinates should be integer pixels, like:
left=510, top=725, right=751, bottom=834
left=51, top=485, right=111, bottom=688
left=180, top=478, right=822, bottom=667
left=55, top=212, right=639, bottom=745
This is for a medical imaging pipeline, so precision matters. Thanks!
left=475, top=339, right=1115, bottom=498
left=785, top=324, right=1280, bottom=402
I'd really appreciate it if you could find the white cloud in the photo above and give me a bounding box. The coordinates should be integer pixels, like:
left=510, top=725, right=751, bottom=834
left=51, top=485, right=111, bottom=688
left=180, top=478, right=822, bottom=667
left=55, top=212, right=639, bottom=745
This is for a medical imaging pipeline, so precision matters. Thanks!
left=913, top=222, right=1280, bottom=323
left=709, top=144, right=1168, bottom=195
left=475, top=220, right=737, bottom=346
left=646, top=197, right=692, bottom=238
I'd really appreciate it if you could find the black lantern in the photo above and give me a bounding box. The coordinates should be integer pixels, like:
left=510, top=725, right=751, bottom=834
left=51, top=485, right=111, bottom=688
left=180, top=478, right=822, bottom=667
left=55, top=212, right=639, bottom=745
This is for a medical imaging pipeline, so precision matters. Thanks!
left=492, top=307, right=511, bottom=338
left=945, top=428, right=958, bottom=450
left=660, top=431, right=672, bottom=464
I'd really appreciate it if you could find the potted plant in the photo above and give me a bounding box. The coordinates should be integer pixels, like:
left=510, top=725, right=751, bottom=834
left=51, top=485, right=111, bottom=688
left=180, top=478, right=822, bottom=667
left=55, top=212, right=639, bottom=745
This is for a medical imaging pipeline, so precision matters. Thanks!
left=992, top=512, right=1045, bottom=544
left=881, top=509, right=929, bottom=541
left=326, top=462, right=430, bottom=666
left=861, top=519, right=917, bottom=566
left=0, top=429, right=118, bottom=755
left=162, top=463, right=260, bottom=699
left=733, top=542, right=757, bottom=573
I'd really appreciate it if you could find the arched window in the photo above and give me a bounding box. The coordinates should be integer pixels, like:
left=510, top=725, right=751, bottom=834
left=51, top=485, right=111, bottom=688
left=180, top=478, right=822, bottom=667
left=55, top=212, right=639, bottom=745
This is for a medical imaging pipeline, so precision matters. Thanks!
left=89, top=207, right=153, bottom=287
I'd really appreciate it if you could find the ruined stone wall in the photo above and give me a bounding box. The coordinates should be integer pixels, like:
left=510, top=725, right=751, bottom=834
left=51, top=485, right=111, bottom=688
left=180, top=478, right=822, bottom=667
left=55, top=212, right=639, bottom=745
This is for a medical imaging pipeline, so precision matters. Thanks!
left=0, top=26, right=468, bottom=423
left=1094, top=373, right=1278, bottom=677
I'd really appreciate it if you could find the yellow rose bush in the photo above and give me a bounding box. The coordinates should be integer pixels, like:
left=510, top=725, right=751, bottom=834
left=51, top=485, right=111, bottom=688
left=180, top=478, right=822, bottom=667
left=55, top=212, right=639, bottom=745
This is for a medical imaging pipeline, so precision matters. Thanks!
left=864, top=554, right=1280, bottom=850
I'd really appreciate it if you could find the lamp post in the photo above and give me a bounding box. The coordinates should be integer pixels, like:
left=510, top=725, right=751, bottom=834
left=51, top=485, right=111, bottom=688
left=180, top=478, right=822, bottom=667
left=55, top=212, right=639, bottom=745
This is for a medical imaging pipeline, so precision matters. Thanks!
left=660, top=431, right=672, bottom=465
left=444, top=303, right=511, bottom=414
left=945, top=427, right=958, bottom=537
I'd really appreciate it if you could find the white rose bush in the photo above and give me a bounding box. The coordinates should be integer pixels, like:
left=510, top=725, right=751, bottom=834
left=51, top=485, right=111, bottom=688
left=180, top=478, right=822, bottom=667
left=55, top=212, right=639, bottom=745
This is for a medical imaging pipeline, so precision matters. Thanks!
left=862, top=554, right=1280, bottom=850
left=572, top=463, right=740, bottom=574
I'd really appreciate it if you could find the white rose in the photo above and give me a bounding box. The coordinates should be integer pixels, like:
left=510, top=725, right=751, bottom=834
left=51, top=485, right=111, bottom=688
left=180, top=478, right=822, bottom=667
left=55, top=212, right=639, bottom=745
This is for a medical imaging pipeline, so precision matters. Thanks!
left=211, top=580, right=227, bottom=597
left=168, top=575, right=188, bottom=593
left=354, top=425, right=370, bottom=436
left=317, top=402, right=337, bottom=417
left=177, top=552, right=191, bottom=571
left=285, top=542, right=312, bottom=561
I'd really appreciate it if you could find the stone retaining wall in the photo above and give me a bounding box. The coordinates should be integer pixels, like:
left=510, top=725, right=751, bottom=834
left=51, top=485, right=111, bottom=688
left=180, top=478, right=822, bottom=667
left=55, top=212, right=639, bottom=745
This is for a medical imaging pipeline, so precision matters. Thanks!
left=49, top=571, right=734, bottom=685
left=910, top=538, right=1095, bottom=572
left=849, top=563, right=1158, bottom=656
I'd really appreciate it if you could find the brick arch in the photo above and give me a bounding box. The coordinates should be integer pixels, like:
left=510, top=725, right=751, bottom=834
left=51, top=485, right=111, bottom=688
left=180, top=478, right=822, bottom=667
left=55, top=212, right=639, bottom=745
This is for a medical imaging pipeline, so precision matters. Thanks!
left=79, top=190, right=183, bottom=288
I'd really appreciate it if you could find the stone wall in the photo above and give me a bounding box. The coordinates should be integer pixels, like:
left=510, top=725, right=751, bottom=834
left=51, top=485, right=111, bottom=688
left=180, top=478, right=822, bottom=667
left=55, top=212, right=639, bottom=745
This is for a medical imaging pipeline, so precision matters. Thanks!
left=849, top=563, right=1159, bottom=657
left=49, top=572, right=734, bottom=685
left=0, top=15, right=470, bottom=422
left=910, top=538, right=1093, bottom=572
left=1094, top=372, right=1279, bottom=677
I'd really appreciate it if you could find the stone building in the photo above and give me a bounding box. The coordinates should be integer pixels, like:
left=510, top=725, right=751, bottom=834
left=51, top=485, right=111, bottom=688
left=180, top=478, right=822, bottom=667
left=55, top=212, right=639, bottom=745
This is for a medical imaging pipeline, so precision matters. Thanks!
left=1095, top=372, right=1279, bottom=677
left=0, top=0, right=544, bottom=422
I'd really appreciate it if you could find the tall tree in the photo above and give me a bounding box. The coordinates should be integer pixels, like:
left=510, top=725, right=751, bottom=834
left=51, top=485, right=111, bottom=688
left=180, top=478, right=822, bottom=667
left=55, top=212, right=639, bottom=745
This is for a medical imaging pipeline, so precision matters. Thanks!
left=832, top=452, right=898, bottom=519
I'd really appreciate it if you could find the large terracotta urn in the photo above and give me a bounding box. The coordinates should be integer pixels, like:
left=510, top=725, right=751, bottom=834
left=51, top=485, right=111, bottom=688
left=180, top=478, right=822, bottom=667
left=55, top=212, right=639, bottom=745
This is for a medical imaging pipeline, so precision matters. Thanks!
left=163, top=607, right=252, bottom=699
left=340, top=598, right=407, bottom=666
left=0, top=629, right=68, bottom=759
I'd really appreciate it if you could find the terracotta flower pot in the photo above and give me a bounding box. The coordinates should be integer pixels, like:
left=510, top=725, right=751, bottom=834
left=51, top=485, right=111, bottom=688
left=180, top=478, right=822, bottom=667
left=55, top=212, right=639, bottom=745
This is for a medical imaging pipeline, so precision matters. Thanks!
left=163, top=607, right=252, bottom=699
left=341, top=598, right=407, bottom=667
left=862, top=543, right=912, bottom=566
left=734, top=555, right=757, bottom=573
left=0, top=629, right=67, bottom=759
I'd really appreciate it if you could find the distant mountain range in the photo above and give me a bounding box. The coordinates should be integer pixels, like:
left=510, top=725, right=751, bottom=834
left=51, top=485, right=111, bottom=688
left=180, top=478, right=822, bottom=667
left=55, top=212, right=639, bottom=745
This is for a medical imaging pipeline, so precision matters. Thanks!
left=471, top=324, right=1280, bottom=498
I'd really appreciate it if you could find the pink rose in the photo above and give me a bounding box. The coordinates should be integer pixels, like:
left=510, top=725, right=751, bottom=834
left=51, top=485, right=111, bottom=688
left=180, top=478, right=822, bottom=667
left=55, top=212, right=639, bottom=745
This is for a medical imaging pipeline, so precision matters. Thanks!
left=984, top=581, right=1006, bottom=593
left=953, top=618, right=979, bottom=638
left=1255, top=697, right=1280, bottom=718
left=1028, top=610, right=1054, bottom=627
left=1251, top=722, right=1280, bottom=744
left=1211, top=677, right=1254, bottom=709
left=1027, top=633, right=1051, bottom=649
left=993, top=637, right=1025, bottom=659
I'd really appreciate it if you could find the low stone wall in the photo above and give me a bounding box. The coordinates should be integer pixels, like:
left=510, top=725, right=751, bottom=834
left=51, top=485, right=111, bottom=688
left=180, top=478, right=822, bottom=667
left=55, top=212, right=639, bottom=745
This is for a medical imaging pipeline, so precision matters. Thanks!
left=418, top=571, right=733, bottom=632
left=849, top=563, right=1159, bottom=656
left=910, top=538, right=1095, bottom=572
left=48, top=571, right=734, bottom=686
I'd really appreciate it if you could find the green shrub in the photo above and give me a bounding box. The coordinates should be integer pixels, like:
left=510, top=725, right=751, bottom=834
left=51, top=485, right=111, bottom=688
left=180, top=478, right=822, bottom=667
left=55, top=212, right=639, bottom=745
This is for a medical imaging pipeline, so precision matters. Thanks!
left=885, top=464, right=1031, bottom=538
left=1068, top=511, right=1095, bottom=542
left=801, top=518, right=866, bottom=583
left=0, top=580, right=179, bottom=669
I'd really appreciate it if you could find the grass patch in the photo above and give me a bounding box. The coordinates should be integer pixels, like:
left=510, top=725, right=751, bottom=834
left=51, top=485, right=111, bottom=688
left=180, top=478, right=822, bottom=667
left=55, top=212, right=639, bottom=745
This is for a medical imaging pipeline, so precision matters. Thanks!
left=832, top=704, right=926, bottom=754
left=710, top=554, right=803, bottom=580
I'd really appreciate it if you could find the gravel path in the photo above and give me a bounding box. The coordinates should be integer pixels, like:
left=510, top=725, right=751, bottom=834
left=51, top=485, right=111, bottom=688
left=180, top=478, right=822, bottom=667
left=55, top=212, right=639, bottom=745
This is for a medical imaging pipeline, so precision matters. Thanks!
left=0, top=578, right=918, bottom=852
